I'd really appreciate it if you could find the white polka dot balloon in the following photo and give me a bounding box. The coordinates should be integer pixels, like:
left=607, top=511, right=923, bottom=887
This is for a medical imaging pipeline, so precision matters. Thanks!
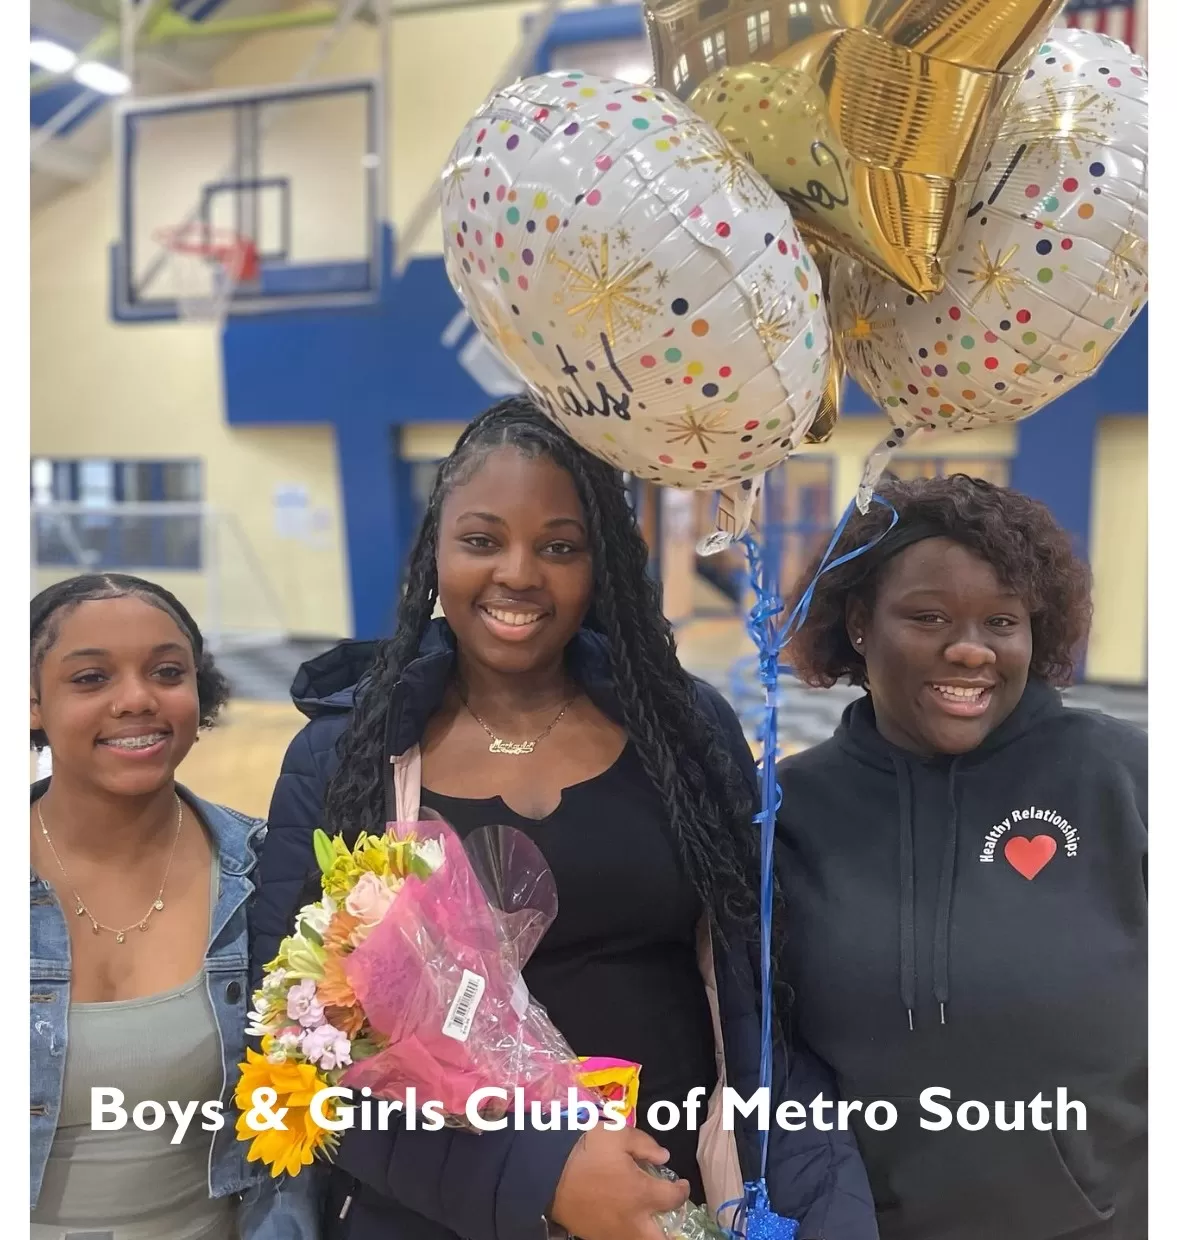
left=440, top=71, right=832, bottom=540
left=830, top=27, right=1147, bottom=434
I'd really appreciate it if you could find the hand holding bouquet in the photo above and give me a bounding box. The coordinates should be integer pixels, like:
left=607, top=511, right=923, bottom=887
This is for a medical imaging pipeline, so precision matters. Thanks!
left=236, top=817, right=726, bottom=1240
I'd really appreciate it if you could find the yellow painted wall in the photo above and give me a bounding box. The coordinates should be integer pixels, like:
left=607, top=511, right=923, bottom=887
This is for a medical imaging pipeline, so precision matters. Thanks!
left=31, top=3, right=550, bottom=638
left=1087, top=416, right=1147, bottom=684
left=401, top=422, right=467, bottom=461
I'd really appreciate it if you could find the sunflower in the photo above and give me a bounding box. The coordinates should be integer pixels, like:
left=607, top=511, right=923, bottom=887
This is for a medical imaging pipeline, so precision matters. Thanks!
left=234, top=1048, right=341, bottom=1177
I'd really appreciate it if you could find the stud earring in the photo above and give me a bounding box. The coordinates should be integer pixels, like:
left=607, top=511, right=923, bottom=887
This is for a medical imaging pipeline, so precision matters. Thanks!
left=854, top=637, right=864, bottom=646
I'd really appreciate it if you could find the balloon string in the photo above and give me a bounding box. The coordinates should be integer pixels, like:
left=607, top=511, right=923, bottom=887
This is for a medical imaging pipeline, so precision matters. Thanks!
left=737, top=484, right=898, bottom=1188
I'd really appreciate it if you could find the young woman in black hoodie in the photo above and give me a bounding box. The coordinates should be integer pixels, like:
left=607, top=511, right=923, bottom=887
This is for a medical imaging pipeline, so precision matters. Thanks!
left=775, top=474, right=1146, bottom=1240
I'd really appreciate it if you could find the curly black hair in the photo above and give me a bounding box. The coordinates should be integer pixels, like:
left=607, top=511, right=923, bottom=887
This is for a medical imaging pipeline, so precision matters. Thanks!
left=323, top=396, right=776, bottom=949
left=30, top=573, right=230, bottom=749
left=786, top=473, right=1093, bottom=689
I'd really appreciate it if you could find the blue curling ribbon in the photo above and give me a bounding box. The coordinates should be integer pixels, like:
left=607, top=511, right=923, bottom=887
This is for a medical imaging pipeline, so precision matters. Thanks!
left=723, top=479, right=898, bottom=1238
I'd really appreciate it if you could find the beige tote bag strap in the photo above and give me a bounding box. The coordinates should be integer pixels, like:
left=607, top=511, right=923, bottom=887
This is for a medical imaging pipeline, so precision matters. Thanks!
left=391, top=745, right=422, bottom=822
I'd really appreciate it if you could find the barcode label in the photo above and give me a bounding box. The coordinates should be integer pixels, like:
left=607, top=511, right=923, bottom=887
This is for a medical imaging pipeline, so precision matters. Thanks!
left=442, top=969, right=486, bottom=1042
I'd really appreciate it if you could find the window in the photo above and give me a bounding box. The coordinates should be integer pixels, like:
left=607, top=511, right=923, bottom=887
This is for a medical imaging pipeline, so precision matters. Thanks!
left=672, top=53, right=690, bottom=90
left=701, top=30, right=727, bottom=73
left=747, top=9, right=772, bottom=54
left=886, top=457, right=1011, bottom=487
left=31, top=458, right=204, bottom=571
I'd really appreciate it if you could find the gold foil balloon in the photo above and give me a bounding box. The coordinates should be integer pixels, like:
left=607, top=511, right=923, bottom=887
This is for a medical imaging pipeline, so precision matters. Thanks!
left=804, top=241, right=840, bottom=444
left=804, top=369, right=840, bottom=445
left=646, top=0, right=1068, bottom=296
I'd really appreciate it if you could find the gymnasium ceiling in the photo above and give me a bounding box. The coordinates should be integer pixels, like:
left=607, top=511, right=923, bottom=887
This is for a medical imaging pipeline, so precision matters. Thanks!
left=30, top=0, right=523, bottom=211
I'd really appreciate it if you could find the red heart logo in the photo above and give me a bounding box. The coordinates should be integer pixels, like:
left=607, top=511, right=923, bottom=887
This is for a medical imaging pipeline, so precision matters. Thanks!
left=1004, top=835, right=1057, bottom=880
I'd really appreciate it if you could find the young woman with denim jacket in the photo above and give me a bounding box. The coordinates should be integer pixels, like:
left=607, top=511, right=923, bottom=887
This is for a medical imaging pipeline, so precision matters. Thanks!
left=29, top=573, right=318, bottom=1240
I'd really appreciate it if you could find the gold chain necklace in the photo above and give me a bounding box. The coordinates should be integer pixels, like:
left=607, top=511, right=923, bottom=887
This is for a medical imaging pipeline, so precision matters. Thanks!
left=36, top=795, right=183, bottom=943
left=460, top=688, right=578, bottom=755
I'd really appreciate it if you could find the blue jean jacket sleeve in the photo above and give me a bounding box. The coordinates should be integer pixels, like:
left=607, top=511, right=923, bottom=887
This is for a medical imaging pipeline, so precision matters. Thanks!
left=237, top=1165, right=325, bottom=1240
left=766, top=1033, right=879, bottom=1240
left=333, top=1119, right=583, bottom=1240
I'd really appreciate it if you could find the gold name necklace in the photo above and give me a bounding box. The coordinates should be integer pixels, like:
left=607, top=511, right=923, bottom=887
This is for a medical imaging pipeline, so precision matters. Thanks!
left=460, top=688, right=578, bottom=755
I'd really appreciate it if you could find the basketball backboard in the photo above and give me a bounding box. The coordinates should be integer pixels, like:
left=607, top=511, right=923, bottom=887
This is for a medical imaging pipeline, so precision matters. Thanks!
left=111, top=77, right=383, bottom=322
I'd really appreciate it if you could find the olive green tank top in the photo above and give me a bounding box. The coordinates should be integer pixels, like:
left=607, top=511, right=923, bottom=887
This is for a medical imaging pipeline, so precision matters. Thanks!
left=31, top=864, right=236, bottom=1240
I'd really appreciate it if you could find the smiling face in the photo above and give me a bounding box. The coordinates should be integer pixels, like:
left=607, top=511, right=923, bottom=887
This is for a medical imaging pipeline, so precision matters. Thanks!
left=435, top=446, right=595, bottom=678
left=31, top=596, right=201, bottom=797
left=848, top=537, right=1033, bottom=756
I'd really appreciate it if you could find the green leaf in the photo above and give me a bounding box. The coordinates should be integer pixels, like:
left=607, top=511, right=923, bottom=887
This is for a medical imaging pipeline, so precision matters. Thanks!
left=313, top=829, right=335, bottom=875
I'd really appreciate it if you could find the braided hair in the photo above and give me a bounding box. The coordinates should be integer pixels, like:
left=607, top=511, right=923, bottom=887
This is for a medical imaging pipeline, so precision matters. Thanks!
left=324, top=397, right=775, bottom=947
left=30, top=573, right=230, bottom=749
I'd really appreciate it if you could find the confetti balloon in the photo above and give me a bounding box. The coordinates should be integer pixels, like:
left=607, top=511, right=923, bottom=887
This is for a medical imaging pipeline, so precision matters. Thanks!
left=646, top=0, right=1068, bottom=297
left=830, top=27, right=1146, bottom=443
left=440, top=71, right=832, bottom=542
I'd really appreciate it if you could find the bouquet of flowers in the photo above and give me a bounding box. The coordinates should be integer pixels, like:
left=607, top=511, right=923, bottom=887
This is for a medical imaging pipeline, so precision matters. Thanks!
left=236, top=816, right=726, bottom=1240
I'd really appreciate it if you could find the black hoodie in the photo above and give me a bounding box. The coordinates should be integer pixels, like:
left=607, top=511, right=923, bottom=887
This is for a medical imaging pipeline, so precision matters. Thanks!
left=775, top=679, right=1147, bottom=1240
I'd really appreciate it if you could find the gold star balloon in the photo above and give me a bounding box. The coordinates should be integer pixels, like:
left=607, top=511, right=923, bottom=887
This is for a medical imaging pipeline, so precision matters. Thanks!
left=441, top=71, right=834, bottom=545
left=645, top=0, right=1068, bottom=296
left=829, top=28, right=1147, bottom=435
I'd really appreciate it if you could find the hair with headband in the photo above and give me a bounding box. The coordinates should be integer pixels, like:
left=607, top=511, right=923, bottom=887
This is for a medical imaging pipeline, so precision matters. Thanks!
left=784, top=473, right=1093, bottom=689
left=30, top=573, right=230, bottom=749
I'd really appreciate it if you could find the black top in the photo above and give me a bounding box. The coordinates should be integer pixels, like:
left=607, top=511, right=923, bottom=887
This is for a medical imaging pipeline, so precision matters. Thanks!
left=421, top=740, right=717, bottom=1198
left=775, top=679, right=1147, bottom=1240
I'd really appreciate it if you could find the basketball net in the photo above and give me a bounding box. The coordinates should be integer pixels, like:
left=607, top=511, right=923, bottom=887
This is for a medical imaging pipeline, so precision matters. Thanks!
left=153, top=224, right=261, bottom=327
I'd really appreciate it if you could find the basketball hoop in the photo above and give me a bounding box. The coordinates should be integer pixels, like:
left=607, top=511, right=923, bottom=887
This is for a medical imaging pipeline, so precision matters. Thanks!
left=153, top=224, right=261, bottom=324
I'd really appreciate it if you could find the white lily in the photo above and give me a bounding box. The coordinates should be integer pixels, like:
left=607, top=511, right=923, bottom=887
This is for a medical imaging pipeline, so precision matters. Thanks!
left=417, top=836, right=446, bottom=873
left=298, top=893, right=337, bottom=937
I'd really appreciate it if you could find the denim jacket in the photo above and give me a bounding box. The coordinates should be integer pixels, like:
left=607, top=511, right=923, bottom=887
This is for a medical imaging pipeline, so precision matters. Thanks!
left=30, top=779, right=320, bottom=1238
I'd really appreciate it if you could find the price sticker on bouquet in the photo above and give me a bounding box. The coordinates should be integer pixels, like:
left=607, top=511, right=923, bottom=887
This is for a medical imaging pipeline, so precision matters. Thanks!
left=443, top=969, right=487, bottom=1043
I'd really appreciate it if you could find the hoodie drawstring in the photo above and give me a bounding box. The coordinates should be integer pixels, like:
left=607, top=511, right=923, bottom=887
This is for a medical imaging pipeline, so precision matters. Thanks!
left=893, top=756, right=918, bottom=1032
left=892, top=755, right=962, bottom=1030
left=932, top=762, right=961, bottom=1026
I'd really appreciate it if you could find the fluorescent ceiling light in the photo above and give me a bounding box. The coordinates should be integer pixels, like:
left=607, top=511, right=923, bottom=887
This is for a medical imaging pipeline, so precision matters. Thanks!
left=73, top=61, right=131, bottom=95
left=30, top=38, right=77, bottom=73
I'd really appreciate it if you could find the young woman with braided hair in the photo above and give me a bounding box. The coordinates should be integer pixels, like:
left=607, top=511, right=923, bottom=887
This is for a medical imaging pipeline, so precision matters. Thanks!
left=251, top=396, right=876, bottom=1240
